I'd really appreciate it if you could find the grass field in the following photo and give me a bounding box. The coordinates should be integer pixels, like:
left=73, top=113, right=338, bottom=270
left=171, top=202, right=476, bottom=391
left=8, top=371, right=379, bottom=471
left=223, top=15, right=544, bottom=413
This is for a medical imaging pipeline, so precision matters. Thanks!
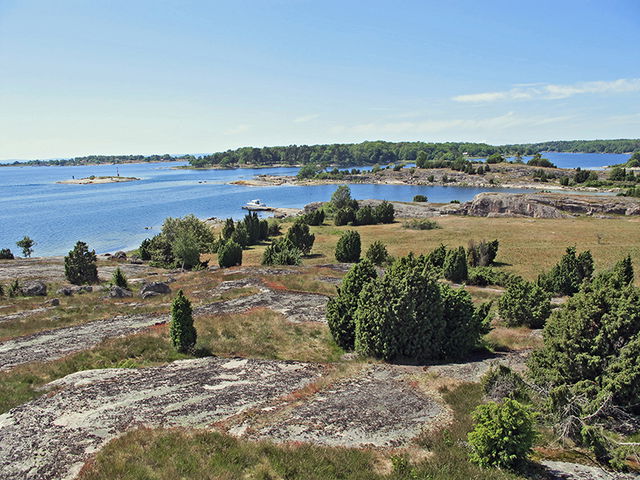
left=218, top=216, right=640, bottom=284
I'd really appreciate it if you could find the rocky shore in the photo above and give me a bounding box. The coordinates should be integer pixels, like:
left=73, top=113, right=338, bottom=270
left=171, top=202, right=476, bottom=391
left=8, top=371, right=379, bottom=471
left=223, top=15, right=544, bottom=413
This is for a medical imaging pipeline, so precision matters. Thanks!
left=57, top=176, right=139, bottom=184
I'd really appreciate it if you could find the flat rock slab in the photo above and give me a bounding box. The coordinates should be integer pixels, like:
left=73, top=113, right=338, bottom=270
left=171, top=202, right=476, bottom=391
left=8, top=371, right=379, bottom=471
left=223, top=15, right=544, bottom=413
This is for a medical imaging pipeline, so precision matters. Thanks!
left=239, top=365, right=443, bottom=448
left=197, top=288, right=329, bottom=323
left=0, top=314, right=167, bottom=371
left=541, top=460, right=640, bottom=480
left=0, top=358, right=323, bottom=480
left=426, top=350, right=530, bottom=383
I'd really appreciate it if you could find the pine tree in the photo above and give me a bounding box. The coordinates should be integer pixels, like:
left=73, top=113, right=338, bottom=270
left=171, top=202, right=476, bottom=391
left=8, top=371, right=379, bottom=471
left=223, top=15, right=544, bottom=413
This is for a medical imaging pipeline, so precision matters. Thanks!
left=112, top=267, right=128, bottom=289
left=64, top=241, right=98, bottom=285
left=170, top=290, right=197, bottom=353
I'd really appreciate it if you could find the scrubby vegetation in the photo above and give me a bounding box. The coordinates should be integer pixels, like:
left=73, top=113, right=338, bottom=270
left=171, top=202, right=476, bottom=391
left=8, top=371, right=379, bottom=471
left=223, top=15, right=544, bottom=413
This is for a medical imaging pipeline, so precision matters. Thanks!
left=335, top=230, right=361, bottom=263
left=170, top=290, right=196, bottom=353
left=64, top=241, right=99, bottom=285
left=262, top=237, right=302, bottom=266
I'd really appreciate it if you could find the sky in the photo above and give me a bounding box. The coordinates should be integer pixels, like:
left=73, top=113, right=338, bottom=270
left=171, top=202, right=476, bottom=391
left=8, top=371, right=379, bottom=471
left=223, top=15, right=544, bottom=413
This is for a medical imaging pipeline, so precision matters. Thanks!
left=0, top=0, right=639, bottom=160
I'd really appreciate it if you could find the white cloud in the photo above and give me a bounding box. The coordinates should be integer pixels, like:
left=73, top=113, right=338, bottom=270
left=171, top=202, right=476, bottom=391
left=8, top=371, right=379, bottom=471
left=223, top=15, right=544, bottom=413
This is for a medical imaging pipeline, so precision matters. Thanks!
left=453, top=78, right=640, bottom=103
left=293, top=114, right=319, bottom=123
left=224, top=124, right=250, bottom=135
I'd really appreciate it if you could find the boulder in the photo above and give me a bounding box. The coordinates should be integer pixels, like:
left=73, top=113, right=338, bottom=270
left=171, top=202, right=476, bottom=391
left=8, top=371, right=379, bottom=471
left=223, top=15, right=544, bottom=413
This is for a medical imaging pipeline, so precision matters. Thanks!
left=129, top=255, right=143, bottom=264
left=141, top=291, right=160, bottom=299
left=113, top=251, right=127, bottom=260
left=20, top=281, right=47, bottom=296
left=45, top=298, right=60, bottom=307
left=140, top=282, right=171, bottom=297
left=108, top=286, right=132, bottom=298
left=57, top=287, right=73, bottom=296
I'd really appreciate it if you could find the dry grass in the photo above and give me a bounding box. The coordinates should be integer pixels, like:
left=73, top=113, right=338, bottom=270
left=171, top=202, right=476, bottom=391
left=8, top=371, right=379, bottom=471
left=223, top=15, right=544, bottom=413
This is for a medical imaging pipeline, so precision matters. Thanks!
left=195, top=309, right=342, bottom=363
left=261, top=271, right=338, bottom=296
left=484, top=326, right=544, bottom=352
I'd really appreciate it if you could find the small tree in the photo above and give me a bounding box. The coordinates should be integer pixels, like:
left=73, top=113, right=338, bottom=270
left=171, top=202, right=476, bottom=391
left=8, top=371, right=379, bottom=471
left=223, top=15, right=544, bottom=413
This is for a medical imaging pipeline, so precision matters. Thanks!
left=170, top=289, right=196, bottom=353
left=231, top=222, right=249, bottom=248
left=355, top=205, right=376, bottom=226
left=467, top=239, right=499, bottom=267
left=326, top=260, right=378, bottom=350
left=443, top=246, right=468, bottom=283
left=334, top=207, right=356, bottom=226
left=218, top=240, right=242, bottom=268
left=330, top=185, right=353, bottom=210
left=64, top=241, right=99, bottom=285
left=112, top=267, right=128, bottom=289
left=172, top=232, right=201, bottom=269
left=468, top=399, right=536, bottom=470
left=373, top=201, right=395, bottom=223
left=285, top=220, right=315, bottom=255
left=365, top=241, right=389, bottom=266
left=221, top=218, right=235, bottom=241
left=16, top=236, right=35, bottom=258
left=335, top=230, right=361, bottom=263
left=498, top=278, right=551, bottom=328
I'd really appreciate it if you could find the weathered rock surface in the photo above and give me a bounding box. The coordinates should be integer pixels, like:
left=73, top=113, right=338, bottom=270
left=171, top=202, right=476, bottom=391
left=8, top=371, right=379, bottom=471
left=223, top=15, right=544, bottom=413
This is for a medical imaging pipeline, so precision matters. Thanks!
left=240, top=365, right=443, bottom=447
left=0, top=314, right=167, bottom=371
left=541, top=460, right=640, bottom=480
left=112, top=251, right=127, bottom=260
left=459, top=192, right=640, bottom=218
left=0, top=358, right=324, bottom=480
left=19, top=281, right=47, bottom=296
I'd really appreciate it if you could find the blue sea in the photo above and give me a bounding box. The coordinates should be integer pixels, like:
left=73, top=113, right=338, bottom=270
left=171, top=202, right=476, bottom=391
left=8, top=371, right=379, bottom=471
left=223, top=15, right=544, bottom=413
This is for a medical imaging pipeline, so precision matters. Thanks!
left=0, top=152, right=628, bottom=257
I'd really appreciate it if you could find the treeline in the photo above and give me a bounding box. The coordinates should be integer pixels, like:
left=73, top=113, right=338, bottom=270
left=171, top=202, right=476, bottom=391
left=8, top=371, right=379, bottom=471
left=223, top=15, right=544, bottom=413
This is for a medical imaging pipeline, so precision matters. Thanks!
left=503, top=139, right=640, bottom=155
left=189, top=139, right=639, bottom=168
left=3, top=154, right=191, bottom=167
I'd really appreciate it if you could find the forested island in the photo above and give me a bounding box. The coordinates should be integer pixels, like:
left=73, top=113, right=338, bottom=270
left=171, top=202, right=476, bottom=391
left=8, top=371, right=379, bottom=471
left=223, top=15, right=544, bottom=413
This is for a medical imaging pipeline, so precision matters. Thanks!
left=3, top=139, right=639, bottom=168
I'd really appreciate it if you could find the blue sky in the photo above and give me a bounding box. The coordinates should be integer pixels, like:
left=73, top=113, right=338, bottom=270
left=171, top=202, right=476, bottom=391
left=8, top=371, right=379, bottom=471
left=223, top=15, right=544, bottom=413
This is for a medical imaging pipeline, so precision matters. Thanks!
left=1, top=0, right=639, bottom=159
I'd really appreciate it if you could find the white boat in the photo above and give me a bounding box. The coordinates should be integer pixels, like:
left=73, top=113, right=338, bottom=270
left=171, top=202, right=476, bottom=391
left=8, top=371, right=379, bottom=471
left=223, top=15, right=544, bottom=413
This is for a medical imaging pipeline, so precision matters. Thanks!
left=242, top=199, right=270, bottom=211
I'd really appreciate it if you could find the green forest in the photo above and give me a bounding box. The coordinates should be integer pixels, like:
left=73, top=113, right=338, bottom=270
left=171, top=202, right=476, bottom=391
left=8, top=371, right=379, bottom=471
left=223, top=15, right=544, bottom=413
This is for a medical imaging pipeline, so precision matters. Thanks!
left=4, top=139, right=639, bottom=167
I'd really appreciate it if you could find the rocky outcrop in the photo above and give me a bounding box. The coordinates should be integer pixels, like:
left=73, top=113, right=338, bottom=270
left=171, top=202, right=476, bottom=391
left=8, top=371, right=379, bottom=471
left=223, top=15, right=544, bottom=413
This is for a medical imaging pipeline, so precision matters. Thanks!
left=107, top=286, right=132, bottom=298
left=459, top=192, right=640, bottom=218
left=20, top=281, right=47, bottom=296
left=112, top=251, right=127, bottom=260
left=139, top=282, right=171, bottom=298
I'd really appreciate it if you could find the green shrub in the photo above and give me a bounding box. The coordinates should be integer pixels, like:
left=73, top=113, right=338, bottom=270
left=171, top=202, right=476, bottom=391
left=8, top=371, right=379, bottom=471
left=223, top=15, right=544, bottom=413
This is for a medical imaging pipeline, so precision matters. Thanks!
left=112, top=267, right=128, bottom=289
left=373, top=201, right=395, bottom=223
left=221, top=218, right=235, bottom=240
left=0, top=284, right=3, bottom=296
left=218, top=240, right=242, bottom=268
left=243, top=212, right=262, bottom=245
left=285, top=220, right=315, bottom=255
left=170, top=290, right=196, bottom=353
left=354, top=255, right=483, bottom=362
left=326, top=260, right=378, bottom=351
left=138, top=238, right=152, bottom=260
left=412, top=194, right=428, bottom=202
left=300, top=209, right=325, bottom=226
left=161, top=214, right=215, bottom=253
left=64, top=241, right=99, bottom=285
left=0, top=248, right=14, bottom=260
left=365, top=241, right=389, bottom=266
left=443, top=246, right=468, bottom=283
left=467, top=267, right=514, bottom=287
left=231, top=222, right=249, bottom=248
left=330, top=185, right=354, bottom=211
left=467, top=239, right=499, bottom=267
left=468, top=399, right=536, bottom=470
left=267, top=220, right=282, bottom=237
left=486, top=153, right=504, bottom=164
left=334, top=207, right=356, bottom=226
left=262, top=238, right=302, bottom=266
left=259, top=219, right=269, bottom=240
left=335, top=230, right=361, bottom=263
left=355, top=205, right=376, bottom=226
left=426, top=244, right=447, bottom=268
left=7, top=279, right=20, bottom=297
left=481, top=365, right=530, bottom=402
left=498, top=277, right=551, bottom=328
left=537, top=247, right=593, bottom=296
left=171, top=231, right=201, bottom=269
left=402, top=218, right=440, bottom=230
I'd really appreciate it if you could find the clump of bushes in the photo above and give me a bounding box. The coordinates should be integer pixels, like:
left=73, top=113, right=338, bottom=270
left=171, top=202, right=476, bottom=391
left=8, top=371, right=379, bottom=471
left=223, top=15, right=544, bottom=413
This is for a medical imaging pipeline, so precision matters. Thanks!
left=335, top=230, right=361, bottom=263
left=468, top=399, right=536, bottom=470
left=262, top=238, right=302, bottom=266
left=467, top=239, right=499, bottom=267
left=170, top=290, right=196, bottom=353
left=402, top=219, right=440, bottom=230
left=0, top=248, right=14, bottom=260
left=498, top=277, right=551, bottom=328
left=412, top=194, right=427, bottom=202
left=365, top=241, right=389, bottom=266
left=328, top=186, right=395, bottom=226
left=218, top=240, right=242, bottom=268
left=64, top=241, right=98, bottom=285
left=300, top=209, right=325, bottom=226
left=352, top=255, right=486, bottom=361
left=466, top=267, right=515, bottom=287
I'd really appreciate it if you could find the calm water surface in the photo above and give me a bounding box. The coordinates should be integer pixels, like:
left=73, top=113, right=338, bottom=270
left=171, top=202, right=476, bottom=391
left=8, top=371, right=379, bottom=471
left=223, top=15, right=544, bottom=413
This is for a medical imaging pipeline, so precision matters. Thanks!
left=0, top=152, right=625, bottom=256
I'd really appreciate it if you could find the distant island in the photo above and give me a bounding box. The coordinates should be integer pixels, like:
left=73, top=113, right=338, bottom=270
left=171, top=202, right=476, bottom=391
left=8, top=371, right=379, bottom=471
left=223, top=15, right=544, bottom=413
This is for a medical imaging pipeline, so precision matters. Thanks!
left=2, top=138, right=639, bottom=168
left=57, top=175, right=140, bottom=184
